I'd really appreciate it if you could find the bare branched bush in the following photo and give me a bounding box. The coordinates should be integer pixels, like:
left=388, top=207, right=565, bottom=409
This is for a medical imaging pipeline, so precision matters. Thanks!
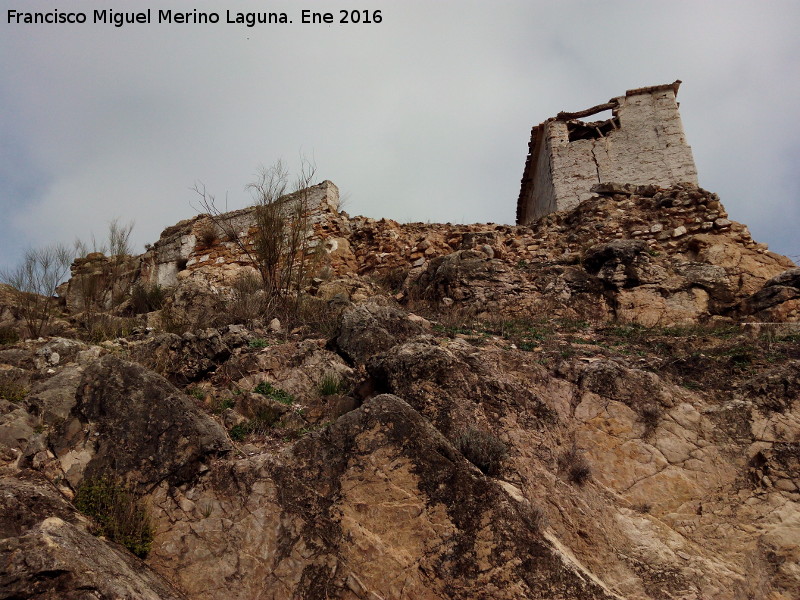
left=73, top=218, right=134, bottom=259
left=192, top=158, right=320, bottom=311
left=1, top=244, right=72, bottom=338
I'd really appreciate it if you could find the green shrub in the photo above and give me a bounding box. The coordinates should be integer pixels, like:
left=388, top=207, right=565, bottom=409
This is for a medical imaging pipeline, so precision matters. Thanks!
left=0, top=326, right=19, bottom=345
left=74, top=475, right=153, bottom=558
left=248, top=338, right=269, bottom=348
left=228, top=407, right=281, bottom=441
left=213, top=398, right=235, bottom=413
left=129, top=283, right=166, bottom=314
left=455, top=428, right=507, bottom=477
left=185, top=386, right=206, bottom=401
left=318, top=371, right=345, bottom=396
left=254, top=381, right=294, bottom=405
left=0, top=374, right=27, bottom=403
left=229, top=423, right=249, bottom=441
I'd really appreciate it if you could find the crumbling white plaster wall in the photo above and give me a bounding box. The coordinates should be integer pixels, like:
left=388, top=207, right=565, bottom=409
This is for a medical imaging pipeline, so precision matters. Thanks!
left=520, top=86, right=698, bottom=224
left=550, top=89, right=698, bottom=211
left=528, top=128, right=558, bottom=221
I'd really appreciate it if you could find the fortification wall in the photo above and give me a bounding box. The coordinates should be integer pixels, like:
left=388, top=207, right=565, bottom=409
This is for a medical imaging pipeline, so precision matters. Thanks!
left=139, top=180, right=340, bottom=289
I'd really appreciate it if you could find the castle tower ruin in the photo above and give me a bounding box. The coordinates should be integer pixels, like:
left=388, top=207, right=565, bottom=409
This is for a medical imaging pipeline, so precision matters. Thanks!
left=516, top=80, right=698, bottom=225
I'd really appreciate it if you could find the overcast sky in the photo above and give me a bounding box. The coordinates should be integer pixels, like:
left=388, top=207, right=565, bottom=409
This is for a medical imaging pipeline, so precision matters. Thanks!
left=1, top=0, right=798, bottom=273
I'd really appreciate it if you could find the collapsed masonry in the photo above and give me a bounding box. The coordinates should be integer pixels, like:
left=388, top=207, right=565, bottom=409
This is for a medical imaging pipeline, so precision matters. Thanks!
left=61, top=181, right=342, bottom=312
left=141, top=180, right=340, bottom=289
left=517, top=80, right=698, bottom=225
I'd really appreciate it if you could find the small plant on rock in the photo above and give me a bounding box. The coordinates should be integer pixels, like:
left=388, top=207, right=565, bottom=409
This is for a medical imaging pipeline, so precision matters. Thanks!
left=228, top=407, right=282, bottom=440
left=229, top=423, right=249, bottom=441
left=129, top=283, right=166, bottom=314
left=213, top=398, right=235, bottom=414
left=0, top=374, right=28, bottom=403
left=74, top=475, right=153, bottom=558
left=197, top=221, right=219, bottom=247
left=455, top=427, right=507, bottom=477
left=559, top=444, right=592, bottom=486
left=249, top=407, right=282, bottom=435
left=0, top=326, right=19, bottom=345
left=185, top=386, right=206, bottom=401
left=254, top=381, right=294, bottom=405
left=640, top=403, right=662, bottom=438
left=318, top=371, right=345, bottom=396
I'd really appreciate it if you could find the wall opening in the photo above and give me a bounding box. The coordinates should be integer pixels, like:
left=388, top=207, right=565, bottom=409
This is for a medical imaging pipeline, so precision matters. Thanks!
left=567, top=110, right=620, bottom=142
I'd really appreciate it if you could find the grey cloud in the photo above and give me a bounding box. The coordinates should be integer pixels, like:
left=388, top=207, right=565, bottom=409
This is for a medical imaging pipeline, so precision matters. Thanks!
left=1, top=0, right=798, bottom=271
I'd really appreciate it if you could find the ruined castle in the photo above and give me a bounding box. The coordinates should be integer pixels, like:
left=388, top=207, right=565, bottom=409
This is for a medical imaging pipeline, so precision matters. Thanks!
left=517, top=80, right=698, bottom=225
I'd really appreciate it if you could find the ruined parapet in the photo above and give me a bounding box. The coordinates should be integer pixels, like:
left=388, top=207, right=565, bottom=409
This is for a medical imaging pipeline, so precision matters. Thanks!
left=140, top=180, right=341, bottom=289
left=517, top=81, right=698, bottom=225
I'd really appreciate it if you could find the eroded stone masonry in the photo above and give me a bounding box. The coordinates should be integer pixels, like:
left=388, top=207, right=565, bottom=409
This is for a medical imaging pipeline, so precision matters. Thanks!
left=517, top=81, right=698, bottom=224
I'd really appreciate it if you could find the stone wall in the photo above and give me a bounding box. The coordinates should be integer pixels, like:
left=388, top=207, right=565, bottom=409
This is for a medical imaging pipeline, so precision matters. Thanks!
left=140, top=180, right=340, bottom=289
left=518, top=81, right=699, bottom=224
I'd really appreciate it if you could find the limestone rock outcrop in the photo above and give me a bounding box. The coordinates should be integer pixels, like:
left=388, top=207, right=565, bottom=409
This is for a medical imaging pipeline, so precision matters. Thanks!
left=0, top=473, right=187, bottom=599
left=50, top=355, right=231, bottom=489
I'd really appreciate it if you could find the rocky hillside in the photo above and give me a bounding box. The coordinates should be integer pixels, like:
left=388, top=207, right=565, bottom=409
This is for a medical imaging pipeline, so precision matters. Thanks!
left=1, top=182, right=799, bottom=599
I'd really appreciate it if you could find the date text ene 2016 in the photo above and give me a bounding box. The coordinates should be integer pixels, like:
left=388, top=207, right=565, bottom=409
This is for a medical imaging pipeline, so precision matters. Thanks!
left=302, top=10, right=382, bottom=24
